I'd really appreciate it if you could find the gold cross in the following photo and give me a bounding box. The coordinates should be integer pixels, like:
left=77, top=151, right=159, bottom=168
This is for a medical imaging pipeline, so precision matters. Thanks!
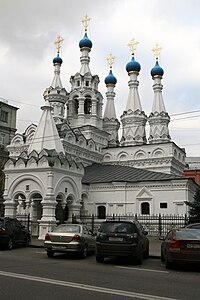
left=55, top=35, right=64, bottom=53
left=128, top=38, right=139, bottom=56
left=107, top=53, right=115, bottom=69
left=82, top=15, right=91, bottom=32
left=152, top=43, right=162, bottom=60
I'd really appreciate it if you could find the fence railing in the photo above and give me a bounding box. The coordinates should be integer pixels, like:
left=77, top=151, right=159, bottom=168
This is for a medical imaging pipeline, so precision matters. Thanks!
left=74, top=213, right=189, bottom=237
left=17, top=213, right=189, bottom=237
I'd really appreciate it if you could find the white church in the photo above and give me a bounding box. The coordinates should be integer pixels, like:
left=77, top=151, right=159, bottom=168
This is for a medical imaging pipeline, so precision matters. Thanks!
left=3, top=16, right=197, bottom=239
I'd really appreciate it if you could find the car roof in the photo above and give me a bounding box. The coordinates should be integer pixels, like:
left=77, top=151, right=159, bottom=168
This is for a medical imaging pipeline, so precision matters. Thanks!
left=102, top=220, right=137, bottom=223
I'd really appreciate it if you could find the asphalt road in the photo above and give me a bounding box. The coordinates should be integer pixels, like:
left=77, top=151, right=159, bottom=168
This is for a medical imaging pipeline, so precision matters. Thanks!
left=0, top=246, right=200, bottom=300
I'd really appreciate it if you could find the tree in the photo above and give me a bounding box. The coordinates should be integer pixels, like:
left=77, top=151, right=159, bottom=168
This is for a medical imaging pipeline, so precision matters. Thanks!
left=185, top=187, right=200, bottom=223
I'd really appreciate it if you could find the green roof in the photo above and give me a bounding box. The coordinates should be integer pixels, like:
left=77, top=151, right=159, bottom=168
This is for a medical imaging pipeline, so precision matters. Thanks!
left=82, top=163, right=180, bottom=184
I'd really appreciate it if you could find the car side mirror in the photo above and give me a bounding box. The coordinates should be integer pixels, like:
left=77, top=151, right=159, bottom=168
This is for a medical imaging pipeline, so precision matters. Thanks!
left=159, top=236, right=165, bottom=241
left=143, top=231, right=148, bottom=235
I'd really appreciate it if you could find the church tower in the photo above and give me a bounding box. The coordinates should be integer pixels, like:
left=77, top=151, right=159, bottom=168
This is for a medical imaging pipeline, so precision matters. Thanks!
left=103, top=54, right=120, bottom=147
left=148, top=44, right=171, bottom=144
left=44, top=36, right=68, bottom=125
left=120, top=39, right=147, bottom=146
left=67, top=15, right=104, bottom=130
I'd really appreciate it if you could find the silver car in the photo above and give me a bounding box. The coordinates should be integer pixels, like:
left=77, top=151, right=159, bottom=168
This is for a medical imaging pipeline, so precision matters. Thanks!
left=44, top=224, right=96, bottom=258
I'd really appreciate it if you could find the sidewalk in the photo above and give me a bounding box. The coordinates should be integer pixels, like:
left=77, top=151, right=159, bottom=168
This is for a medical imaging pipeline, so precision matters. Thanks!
left=30, top=236, right=161, bottom=258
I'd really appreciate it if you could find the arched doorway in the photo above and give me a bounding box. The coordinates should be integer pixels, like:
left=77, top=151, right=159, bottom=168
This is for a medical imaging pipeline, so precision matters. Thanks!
left=56, top=194, right=69, bottom=224
left=30, top=193, right=42, bottom=237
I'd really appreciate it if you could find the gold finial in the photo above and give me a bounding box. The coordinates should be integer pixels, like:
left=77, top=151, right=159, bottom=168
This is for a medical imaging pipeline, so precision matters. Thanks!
left=107, top=53, right=115, bottom=70
left=82, top=15, right=91, bottom=32
left=55, top=35, right=64, bottom=53
left=44, top=88, right=49, bottom=98
left=152, top=43, right=162, bottom=60
left=128, top=38, right=139, bottom=56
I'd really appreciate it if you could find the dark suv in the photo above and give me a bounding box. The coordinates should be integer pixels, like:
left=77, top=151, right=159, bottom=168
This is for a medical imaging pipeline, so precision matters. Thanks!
left=96, top=220, right=149, bottom=264
left=0, top=217, right=30, bottom=250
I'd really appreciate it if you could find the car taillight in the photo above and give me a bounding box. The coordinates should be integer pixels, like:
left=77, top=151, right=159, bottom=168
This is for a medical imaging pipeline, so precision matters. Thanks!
left=169, top=240, right=180, bottom=252
left=0, top=228, right=9, bottom=235
left=72, top=234, right=81, bottom=241
left=45, top=233, right=51, bottom=241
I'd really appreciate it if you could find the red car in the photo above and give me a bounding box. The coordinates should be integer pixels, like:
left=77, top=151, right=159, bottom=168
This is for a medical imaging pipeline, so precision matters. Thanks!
left=160, top=228, right=200, bottom=269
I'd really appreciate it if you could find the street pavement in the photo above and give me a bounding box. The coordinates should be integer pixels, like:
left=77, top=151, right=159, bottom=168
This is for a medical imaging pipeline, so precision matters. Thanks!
left=30, top=235, right=162, bottom=258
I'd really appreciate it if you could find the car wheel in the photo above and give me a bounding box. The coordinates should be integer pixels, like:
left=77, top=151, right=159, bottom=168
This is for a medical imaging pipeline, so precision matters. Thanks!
left=143, top=245, right=149, bottom=259
left=135, top=251, right=143, bottom=265
left=24, top=237, right=30, bottom=247
left=165, top=254, right=173, bottom=269
left=96, top=255, right=104, bottom=263
left=7, top=237, right=14, bottom=250
left=80, top=245, right=88, bottom=259
left=47, top=250, right=54, bottom=258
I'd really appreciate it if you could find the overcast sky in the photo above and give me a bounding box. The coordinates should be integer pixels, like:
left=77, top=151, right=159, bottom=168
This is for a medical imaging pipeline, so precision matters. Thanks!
left=0, top=0, right=200, bottom=156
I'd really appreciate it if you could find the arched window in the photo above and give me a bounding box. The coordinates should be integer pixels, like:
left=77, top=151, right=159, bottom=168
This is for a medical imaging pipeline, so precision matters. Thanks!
left=84, top=97, right=92, bottom=114
left=141, top=202, right=150, bottom=215
left=74, top=97, right=79, bottom=114
left=97, top=206, right=106, bottom=219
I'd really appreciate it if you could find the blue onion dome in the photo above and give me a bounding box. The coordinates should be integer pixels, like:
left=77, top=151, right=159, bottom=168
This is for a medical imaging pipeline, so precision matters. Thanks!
left=79, top=33, right=92, bottom=49
left=126, top=56, right=141, bottom=73
left=151, top=60, right=164, bottom=77
left=105, top=69, right=117, bottom=85
left=53, top=53, right=63, bottom=65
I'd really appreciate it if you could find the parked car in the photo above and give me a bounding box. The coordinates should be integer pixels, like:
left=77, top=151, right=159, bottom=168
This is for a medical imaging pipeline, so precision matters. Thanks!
left=160, top=228, right=200, bottom=269
left=0, top=217, right=30, bottom=250
left=95, top=220, right=149, bottom=264
left=44, top=224, right=96, bottom=258
left=186, top=223, right=200, bottom=229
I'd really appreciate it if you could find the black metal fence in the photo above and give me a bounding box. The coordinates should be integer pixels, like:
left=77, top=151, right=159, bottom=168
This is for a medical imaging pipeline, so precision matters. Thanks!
left=18, top=213, right=189, bottom=237
left=74, top=214, right=189, bottom=237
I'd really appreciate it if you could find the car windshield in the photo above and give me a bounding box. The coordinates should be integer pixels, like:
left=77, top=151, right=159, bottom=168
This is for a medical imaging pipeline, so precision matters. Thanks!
left=100, top=222, right=135, bottom=234
left=176, top=229, right=200, bottom=239
left=53, top=224, right=81, bottom=233
left=188, top=224, right=200, bottom=229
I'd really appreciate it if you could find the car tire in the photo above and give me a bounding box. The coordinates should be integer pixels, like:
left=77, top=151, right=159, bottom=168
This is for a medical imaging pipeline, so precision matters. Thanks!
left=24, top=236, right=30, bottom=247
left=80, top=245, right=88, bottom=259
left=47, top=250, right=54, bottom=258
left=135, top=250, right=143, bottom=265
left=165, top=254, right=173, bottom=269
left=96, top=255, right=104, bottom=263
left=6, top=237, right=14, bottom=250
left=143, top=245, right=149, bottom=259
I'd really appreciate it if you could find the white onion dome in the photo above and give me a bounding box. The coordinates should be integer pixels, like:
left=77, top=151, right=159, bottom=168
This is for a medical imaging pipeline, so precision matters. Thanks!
left=105, top=69, right=117, bottom=85
left=126, top=56, right=141, bottom=73
left=79, top=33, right=92, bottom=49
left=151, top=60, right=164, bottom=77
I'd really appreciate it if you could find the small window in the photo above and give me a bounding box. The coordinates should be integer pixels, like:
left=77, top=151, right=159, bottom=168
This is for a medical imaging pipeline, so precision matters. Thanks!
left=0, top=110, right=8, bottom=122
left=160, top=203, right=167, bottom=209
left=65, top=188, right=68, bottom=193
left=77, top=81, right=80, bottom=87
left=97, top=206, right=106, bottom=219
left=25, top=185, right=29, bottom=191
left=86, top=81, right=89, bottom=87
left=141, top=202, right=150, bottom=215
left=0, top=134, right=5, bottom=145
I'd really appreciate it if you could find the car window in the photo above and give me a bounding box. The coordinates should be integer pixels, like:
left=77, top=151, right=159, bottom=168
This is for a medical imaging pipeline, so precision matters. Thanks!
left=0, top=219, right=4, bottom=227
left=100, top=222, right=136, bottom=234
left=188, top=224, right=200, bottom=229
left=176, top=230, right=200, bottom=239
left=53, top=225, right=80, bottom=233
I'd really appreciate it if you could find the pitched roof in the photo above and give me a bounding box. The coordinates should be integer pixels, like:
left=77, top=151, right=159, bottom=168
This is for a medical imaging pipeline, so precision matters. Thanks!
left=82, top=163, right=180, bottom=184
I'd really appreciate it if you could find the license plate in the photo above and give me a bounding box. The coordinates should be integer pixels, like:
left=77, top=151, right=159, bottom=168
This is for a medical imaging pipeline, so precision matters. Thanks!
left=109, top=237, right=123, bottom=242
left=52, top=246, right=66, bottom=250
left=187, top=244, right=200, bottom=249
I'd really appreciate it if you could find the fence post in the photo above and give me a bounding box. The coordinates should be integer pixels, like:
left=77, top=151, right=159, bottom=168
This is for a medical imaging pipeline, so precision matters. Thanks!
left=185, top=214, right=188, bottom=226
left=27, top=213, right=30, bottom=232
left=112, top=213, right=115, bottom=220
left=158, top=214, right=162, bottom=236
left=91, top=214, right=94, bottom=232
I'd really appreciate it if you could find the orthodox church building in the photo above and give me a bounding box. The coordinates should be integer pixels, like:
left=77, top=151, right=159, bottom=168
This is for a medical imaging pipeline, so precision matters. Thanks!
left=3, top=17, right=197, bottom=239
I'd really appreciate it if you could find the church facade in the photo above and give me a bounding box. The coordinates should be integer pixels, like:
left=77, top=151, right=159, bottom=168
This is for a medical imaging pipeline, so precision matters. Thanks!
left=3, top=17, right=197, bottom=239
